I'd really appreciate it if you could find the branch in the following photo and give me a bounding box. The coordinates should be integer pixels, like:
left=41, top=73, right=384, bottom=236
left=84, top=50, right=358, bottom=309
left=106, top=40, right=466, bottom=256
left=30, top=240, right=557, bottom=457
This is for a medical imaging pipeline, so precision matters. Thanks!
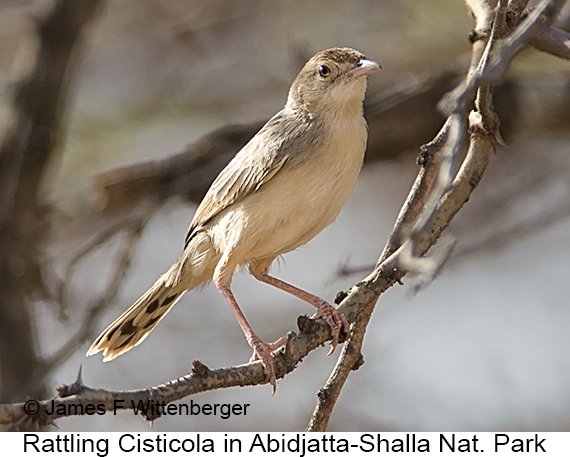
left=0, top=0, right=105, bottom=406
left=507, top=0, right=531, bottom=19
left=0, top=309, right=365, bottom=426
left=3, top=0, right=568, bottom=430
left=0, top=110, right=496, bottom=426
left=17, top=228, right=143, bottom=399
left=441, top=0, right=566, bottom=116
left=305, top=0, right=569, bottom=432
left=46, top=65, right=464, bottom=265
left=531, top=24, right=570, bottom=59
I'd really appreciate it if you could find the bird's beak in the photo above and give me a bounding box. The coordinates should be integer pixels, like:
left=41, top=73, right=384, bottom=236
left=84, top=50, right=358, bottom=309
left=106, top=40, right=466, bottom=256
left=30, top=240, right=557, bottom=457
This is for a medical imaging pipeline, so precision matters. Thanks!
left=349, top=59, right=381, bottom=77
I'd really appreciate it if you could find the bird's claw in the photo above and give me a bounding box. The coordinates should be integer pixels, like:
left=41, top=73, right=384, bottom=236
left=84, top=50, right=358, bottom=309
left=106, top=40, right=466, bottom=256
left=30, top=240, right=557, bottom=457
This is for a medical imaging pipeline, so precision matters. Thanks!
left=313, top=302, right=350, bottom=355
left=248, top=335, right=286, bottom=395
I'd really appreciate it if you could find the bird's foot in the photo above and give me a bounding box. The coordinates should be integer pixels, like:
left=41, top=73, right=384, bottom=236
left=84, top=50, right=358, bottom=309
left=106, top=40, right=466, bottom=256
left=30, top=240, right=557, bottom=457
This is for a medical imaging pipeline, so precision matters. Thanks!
left=248, top=335, right=286, bottom=395
left=313, top=301, right=350, bottom=355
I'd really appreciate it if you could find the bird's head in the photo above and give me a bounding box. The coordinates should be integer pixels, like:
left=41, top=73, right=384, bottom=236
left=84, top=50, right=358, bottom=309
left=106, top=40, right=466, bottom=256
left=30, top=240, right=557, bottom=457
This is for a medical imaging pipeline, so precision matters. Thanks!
left=286, top=47, right=380, bottom=115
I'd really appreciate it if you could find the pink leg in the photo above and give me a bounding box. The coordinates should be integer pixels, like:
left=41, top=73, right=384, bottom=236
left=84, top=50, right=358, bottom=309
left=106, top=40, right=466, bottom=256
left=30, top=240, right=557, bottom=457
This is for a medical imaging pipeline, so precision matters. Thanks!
left=217, top=284, right=284, bottom=395
left=251, top=271, right=350, bottom=355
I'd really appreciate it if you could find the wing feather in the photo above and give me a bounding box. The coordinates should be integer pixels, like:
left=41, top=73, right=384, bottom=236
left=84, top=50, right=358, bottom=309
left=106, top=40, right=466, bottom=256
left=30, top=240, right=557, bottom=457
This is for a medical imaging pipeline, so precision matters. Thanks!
left=185, top=109, right=317, bottom=246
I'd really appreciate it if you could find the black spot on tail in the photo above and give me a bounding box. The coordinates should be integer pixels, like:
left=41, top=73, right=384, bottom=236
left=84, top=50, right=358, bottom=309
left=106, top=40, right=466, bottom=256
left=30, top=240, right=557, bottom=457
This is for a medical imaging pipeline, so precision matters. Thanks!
left=120, top=318, right=137, bottom=335
left=160, top=294, right=177, bottom=308
left=143, top=316, right=161, bottom=330
left=145, top=300, right=159, bottom=314
left=117, top=333, right=137, bottom=349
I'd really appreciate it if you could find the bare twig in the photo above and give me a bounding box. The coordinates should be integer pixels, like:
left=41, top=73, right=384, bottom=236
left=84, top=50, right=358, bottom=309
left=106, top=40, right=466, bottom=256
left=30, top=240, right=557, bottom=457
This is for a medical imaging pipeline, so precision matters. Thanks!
left=19, top=228, right=143, bottom=398
left=305, top=0, right=569, bottom=432
left=0, top=0, right=105, bottom=405
left=507, top=0, right=531, bottom=19
left=3, top=0, right=569, bottom=430
left=0, top=110, right=497, bottom=426
left=466, top=0, right=494, bottom=33
left=47, top=64, right=466, bottom=265
left=441, top=0, right=563, bottom=116
left=306, top=113, right=497, bottom=431
left=531, top=24, right=570, bottom=59
left=396, top=0, right=515, bottom=283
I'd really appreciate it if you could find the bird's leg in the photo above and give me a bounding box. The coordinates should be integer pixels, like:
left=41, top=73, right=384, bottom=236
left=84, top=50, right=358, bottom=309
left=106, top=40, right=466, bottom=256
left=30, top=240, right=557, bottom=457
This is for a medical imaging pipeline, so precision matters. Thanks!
left=251, top=270, right=350, bottom=355
left=215, top=253, right=283, bottom=394
left=215, top=282, right=280, bottom=394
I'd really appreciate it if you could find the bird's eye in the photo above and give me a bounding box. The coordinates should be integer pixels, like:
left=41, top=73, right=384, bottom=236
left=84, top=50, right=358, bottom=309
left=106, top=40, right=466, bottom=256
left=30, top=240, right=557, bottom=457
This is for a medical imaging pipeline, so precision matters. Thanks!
left=318, top=65, right=331, bottom=77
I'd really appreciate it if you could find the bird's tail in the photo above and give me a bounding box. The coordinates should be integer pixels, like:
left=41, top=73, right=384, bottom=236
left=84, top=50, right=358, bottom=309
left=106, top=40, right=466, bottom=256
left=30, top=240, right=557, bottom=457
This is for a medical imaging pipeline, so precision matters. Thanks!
left=87, top=231, right=218, bottom=361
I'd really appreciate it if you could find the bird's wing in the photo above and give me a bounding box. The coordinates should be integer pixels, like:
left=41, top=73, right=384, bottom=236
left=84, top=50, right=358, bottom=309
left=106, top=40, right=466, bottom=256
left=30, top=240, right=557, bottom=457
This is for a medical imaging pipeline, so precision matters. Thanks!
left=184, top=110, right=314, bottom=247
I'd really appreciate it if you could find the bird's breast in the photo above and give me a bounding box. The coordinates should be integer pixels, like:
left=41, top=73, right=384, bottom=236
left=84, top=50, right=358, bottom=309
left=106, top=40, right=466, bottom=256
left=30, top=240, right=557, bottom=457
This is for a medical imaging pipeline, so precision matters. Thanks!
left=210, top=114, right=367, bottom=261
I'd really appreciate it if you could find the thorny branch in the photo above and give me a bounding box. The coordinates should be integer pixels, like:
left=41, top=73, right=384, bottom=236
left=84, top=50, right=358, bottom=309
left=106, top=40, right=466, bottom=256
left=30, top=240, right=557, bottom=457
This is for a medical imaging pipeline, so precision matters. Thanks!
left=306, top=0, right=569, bottom=432
left=20, top=228, right=143, bottom=398
left=0, top=0, right=105, bottom=411
left=0, top=0, right=569, bottom=430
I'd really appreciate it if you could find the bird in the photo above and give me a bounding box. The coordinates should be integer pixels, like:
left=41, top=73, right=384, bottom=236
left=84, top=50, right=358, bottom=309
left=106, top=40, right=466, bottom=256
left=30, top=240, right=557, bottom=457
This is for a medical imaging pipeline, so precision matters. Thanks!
left=87, top=47, right=380, bottom=393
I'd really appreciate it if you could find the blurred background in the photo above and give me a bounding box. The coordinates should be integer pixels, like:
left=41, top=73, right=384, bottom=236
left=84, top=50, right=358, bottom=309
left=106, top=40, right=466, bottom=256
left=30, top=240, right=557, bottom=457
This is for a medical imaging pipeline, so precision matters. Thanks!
left=1, top=0, right=570, bottom=431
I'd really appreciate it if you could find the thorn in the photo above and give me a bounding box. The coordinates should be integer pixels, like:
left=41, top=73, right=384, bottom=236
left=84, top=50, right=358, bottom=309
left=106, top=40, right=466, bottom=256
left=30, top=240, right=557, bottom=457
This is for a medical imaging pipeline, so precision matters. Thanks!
left=142, top=411, right=162, bottom=422
left=334, top=290, right=348, bottom=304
left=56, top=365, right=88, bottom=398
left=494, top=128, right=506, bottom=147
left=75, top=365, right=84, bottom=386
left=352, top=352, right=365, bottom=371
left=297, top=314, right=317, bottom=334
left=317, top=387, right=330, bottom=401
left=191, top=360, right=210, bottom=378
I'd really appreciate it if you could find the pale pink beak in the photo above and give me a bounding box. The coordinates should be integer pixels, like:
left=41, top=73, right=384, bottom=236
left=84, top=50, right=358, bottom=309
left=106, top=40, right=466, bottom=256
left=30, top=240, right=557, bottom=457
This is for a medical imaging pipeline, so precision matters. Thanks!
left=349, top=59, right=381, bottom=77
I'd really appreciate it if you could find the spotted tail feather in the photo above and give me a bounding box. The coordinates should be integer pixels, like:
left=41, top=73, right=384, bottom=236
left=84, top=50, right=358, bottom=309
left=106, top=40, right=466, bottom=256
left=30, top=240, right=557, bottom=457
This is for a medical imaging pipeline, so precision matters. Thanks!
left=88, top=230, right=218, bottom=361
left=86, top=278, right=185, bottom=361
